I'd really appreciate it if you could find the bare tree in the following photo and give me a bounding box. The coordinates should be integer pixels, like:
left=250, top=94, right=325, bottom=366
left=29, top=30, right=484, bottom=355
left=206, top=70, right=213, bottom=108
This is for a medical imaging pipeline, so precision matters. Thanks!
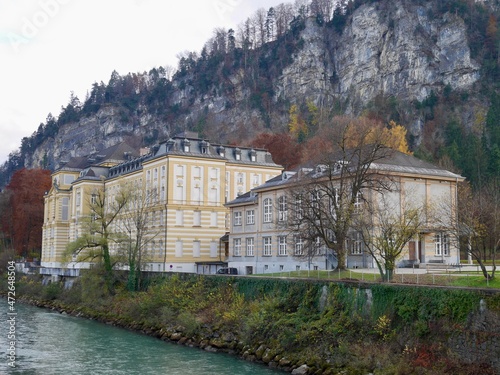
left=66, top=181, right=129, bottom=291
left=253, top=8, right=268, bottom=47
left=356, top=192, right=425, bottom=281
left=443, top=181, right=498, bottom=280
left=286, top=121, right=395, bottom=269
left=275, top=3, right=295, bottom=38
left=293, top=0, right=310, bottom=19
left=310, top=0, right=335, bottom=22
left=115, top=181, right=161, bottom=291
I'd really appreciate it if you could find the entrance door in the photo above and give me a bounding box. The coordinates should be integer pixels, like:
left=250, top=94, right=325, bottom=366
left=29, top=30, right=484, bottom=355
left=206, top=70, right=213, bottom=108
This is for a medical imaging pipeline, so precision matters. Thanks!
left=409, top=242, right=416, bottom=261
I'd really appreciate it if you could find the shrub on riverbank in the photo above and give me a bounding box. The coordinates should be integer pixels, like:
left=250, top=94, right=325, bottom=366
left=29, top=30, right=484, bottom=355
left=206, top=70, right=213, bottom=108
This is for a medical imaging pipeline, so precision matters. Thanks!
left=5, top=270, right=500, bottom=375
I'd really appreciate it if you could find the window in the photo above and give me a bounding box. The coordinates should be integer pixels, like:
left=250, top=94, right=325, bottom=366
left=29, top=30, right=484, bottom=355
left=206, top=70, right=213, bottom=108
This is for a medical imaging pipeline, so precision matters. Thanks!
left=233, top=211, right=242, bottom=226
left=354, top=191, right=362, bottom=212
left=311, top=189, right=320, bottom=209
left=351, top=232, right=362, bottom=255
left=252, top=174, right=260, bottom=185
left=63, top=174, right=75, bottom=185
left=233, top=238, right=242, bottom=256
left=278, top=236, right=287, bottom=256
left=175, top=240, right=183, bottom=257
left=193, top=211, right=201, bottom=226
left=176, top=210, right=184, bottom=226
left=237, top=173, right=244, bottom=184
left=210, top=212, right=217, bottom=227
left=210, top=241, right=217, bottom=258
left=435, top=232, right=449, bottom=256
left=263, top=198, right=272, bottom=223
left=61, top=197, right=69, bottom=221
left=314, top=237, right=323, bottom=255
left=193, top=241, right=201, bottom=258
left=246, top=210, right=255, bottom=225
left=246, top=238, right=254, bottom=256
left=294, top=236, right=304, bottom=256
left=295, top=194, right=303, bottom=220
left=91, top=193, right=97, bottom=205
left=330, top=188, right=340, bottom=210
left=159, top=240, right=164, bottom=257
left=278, top=196, right=287, bottom=222
left=263, top=237, right=272, bottom=256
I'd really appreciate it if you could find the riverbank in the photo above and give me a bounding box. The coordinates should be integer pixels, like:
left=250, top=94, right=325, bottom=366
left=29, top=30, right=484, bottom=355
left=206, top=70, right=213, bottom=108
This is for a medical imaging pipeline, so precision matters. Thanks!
left=5, top=271, right=500, bottom=374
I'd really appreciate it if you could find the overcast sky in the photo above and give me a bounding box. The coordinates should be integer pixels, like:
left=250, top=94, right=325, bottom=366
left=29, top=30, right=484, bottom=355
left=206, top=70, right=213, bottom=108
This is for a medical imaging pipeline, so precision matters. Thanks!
left=0, top=0, right=285, bottom=164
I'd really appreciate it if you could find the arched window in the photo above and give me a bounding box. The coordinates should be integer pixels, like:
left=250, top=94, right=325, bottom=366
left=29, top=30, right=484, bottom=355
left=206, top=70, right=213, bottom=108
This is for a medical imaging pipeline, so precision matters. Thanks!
left=263, top=198, right=273, bottom=223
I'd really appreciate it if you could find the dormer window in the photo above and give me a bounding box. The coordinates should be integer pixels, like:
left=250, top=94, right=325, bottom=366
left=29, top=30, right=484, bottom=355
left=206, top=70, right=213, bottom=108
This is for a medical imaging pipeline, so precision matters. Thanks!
left=183, top=138, right=191, bottom=153
left=235, top=148, right=241, bottom=161
left=250, top=149, right=257, bottom=162
left=201, top=140, right=209, bottom=154
left=218, top=146, right=225, bottom=157
left=166, top=138, right=175, bottom=152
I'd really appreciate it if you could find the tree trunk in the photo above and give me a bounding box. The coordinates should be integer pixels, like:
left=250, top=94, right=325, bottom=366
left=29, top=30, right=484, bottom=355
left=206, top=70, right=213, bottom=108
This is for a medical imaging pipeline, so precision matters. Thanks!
left=477, top=259, right=493, bottom=280
left=102, top=244, right=114, bottom=292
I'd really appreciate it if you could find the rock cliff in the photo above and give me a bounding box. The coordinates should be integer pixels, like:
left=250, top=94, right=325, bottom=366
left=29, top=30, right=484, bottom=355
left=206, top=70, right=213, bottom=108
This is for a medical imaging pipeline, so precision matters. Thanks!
left=18, top=0, right=483, bottom=172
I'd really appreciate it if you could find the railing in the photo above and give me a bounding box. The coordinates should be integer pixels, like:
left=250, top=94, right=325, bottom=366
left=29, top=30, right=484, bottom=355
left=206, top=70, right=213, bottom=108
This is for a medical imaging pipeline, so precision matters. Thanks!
left=39, top=268, right=81, bottom=277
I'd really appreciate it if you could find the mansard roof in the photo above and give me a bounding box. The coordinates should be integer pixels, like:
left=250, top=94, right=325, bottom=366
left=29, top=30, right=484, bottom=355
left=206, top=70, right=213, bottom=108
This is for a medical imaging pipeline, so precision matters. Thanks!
left=302, top=148, right=464, bottom=181
left=370, top=151, right=464, bottom=180
left=152, top=133, right=280, bottom=167
left=58, top=142, right=140, bottom=173
left=227, top=150, right=464, bottom=205
left=225, top=191, right=258, bottom=207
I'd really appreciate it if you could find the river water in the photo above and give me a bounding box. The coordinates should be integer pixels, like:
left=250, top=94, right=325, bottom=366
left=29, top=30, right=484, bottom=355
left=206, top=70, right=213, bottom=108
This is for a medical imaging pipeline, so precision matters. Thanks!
left=0, top=300, right=281, bottom=374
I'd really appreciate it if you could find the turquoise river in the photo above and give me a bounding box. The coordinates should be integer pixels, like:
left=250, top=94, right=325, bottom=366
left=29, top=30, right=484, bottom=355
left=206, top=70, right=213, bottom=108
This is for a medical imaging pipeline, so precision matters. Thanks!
left=0, top=300, right=282, bottom=374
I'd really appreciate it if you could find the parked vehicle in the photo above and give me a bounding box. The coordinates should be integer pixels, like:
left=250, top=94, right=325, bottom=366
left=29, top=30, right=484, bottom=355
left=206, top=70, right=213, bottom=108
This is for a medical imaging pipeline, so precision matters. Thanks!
left=216, top=267, right=238, bottom=275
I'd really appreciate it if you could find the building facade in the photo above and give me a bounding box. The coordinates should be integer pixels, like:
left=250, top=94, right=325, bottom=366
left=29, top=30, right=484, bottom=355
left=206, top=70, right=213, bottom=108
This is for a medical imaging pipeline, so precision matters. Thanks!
left=41, top=132, right=282, bottom=278
left=226, top=151, right=465, bottom=275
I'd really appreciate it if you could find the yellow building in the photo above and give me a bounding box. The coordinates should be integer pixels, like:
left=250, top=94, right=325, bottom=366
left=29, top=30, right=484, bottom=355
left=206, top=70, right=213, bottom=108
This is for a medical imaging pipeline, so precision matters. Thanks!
left=41, top=132, right=282, bottom=278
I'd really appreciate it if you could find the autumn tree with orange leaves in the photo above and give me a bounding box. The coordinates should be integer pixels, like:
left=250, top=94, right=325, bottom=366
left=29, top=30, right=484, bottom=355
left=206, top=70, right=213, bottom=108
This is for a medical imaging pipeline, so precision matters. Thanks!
left=250, top=132, right=303, bottom=170
left=0, top=169, right=51, bottom=258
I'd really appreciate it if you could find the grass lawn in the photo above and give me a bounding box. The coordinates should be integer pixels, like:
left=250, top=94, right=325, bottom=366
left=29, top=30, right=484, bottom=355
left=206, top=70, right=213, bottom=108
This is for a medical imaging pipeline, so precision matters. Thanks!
left=253, top=269, right=500, bottom=289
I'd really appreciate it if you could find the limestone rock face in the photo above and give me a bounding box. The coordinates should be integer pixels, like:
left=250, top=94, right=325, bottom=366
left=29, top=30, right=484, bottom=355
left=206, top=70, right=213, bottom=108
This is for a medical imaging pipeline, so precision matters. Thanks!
left=334, top=1, right=479, bottom=107
left=274, top=1, right=479, bottom=113
left=23, top=0, right=481, bottom=170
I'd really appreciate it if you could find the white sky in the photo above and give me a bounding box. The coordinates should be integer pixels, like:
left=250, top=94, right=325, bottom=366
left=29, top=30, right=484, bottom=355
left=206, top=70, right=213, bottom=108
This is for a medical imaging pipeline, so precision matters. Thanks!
left=0, top=0, right=285, bottom=164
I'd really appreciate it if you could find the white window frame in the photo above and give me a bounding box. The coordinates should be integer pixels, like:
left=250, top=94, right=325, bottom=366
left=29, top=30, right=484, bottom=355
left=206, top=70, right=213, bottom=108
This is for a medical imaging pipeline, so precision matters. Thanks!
left=295, top=194, right=303, bottom=220
left=435, top=232, right=449, bottom=256
left=263, top=237, right=272, bottom=256
left=278, top=196, right=287, bottom=222
left=233, top=211, right=242, bottom=226
left=351, top=232, right=362, bottom=255
left=246, top=210, right=255, bottom=225
left=233, top=238, right=242, bottom=256
left=263, top=198, right=273, bottom=223
left=278, top=236, right=287, bottom=256
left=354, top=191, right=362, bottom=212
left=294, top=236, right=304, bottom=256
left=246, top=237, right=254, bottom=256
